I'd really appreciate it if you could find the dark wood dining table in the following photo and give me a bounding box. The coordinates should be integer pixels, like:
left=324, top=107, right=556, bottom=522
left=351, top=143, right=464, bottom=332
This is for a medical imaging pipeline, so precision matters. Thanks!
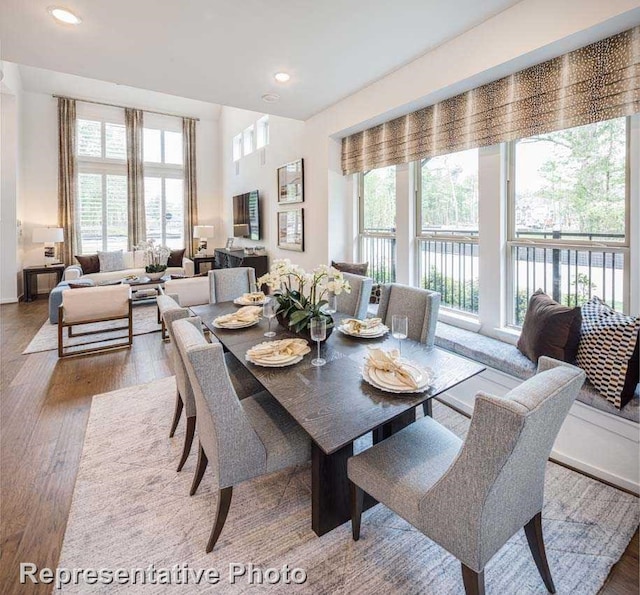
left=191, top=302, right=485, bottom=537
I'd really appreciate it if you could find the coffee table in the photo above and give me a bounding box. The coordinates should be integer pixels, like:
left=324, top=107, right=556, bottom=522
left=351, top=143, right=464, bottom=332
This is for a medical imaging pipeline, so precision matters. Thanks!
left=123, top=275, right=170, bottom=301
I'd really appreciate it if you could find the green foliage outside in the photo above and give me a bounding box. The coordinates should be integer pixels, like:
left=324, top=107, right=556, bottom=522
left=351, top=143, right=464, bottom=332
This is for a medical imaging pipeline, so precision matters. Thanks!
left=423, top=267, right=478, bottom=314
left=362, top=166, right=396, bottom=232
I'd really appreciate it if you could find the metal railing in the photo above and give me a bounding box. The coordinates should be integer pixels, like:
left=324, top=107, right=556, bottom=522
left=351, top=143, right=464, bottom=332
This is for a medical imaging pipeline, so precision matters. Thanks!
left=359, top=233, right=396, bottom=283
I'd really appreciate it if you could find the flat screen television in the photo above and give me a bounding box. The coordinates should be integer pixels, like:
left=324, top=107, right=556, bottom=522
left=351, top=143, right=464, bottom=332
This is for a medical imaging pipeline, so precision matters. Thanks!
left=232, top=190, right=260, bottom=241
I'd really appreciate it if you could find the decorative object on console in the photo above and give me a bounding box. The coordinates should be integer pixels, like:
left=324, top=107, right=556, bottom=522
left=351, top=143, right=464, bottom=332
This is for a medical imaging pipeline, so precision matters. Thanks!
left=32, top=227, right=64, bottom=265
left=277, top=209, right=304, bottom=252
left=135, top=239, right=170, bottom=281
left=74, top=254, right=100, bottom=275
left=225, top=237, right=235, bottom=249
left=277, top=159, right=304, bottom=204
left=97, top=250, right=126, bottom=273
left=576, top=297, right=640, bottom=409
left=258, top=260, right=351, bottom=339
left=193, top=225, right=214, bottom=255
left=517, top=290, right=582, bottom=364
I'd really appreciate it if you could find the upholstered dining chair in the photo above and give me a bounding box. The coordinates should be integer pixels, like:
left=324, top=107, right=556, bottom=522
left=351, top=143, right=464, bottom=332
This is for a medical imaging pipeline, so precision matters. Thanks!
left=348, top=357, right=585, bottom=595
left=157, top=294, right=183, bottom=341
left=336, top=272, right=373, bottom=319
left=163, top=309, right=264, bottom=472
left=377, top=283, right=441, bottom=416
left=172, top=318, right=311, bottom=553
left=208, top=267, right=257, bottom=303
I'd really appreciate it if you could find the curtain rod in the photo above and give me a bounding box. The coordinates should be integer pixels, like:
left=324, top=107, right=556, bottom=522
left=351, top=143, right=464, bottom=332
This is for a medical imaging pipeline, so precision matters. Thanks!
left=52, top=94, right=200, bottom=121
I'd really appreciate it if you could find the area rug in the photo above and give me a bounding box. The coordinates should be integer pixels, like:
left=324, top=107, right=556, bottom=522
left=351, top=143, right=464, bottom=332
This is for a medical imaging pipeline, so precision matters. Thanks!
left=57, top=378, right=639, bottom=593
left=22, top=303, right=160, bottom=354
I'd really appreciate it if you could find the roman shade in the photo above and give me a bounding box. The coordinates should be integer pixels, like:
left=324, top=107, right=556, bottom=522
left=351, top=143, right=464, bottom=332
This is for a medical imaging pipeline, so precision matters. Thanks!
left=342, top=27, right=640, bottom=175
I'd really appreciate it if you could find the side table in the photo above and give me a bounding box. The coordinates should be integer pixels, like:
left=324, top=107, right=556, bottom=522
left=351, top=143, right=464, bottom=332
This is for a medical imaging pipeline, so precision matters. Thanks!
left=193, top=255, right=217, bottom=275
left=23, top=264, right=65, bottom=302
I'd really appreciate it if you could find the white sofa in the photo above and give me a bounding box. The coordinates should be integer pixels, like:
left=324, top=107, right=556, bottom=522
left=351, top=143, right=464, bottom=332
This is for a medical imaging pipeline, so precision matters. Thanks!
left=63, top=251, right=194, bottom=283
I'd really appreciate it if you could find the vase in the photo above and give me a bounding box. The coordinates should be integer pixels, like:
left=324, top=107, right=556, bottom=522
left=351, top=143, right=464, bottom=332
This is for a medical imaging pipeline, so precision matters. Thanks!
left=276, top=312, right=334, bottom=343
left=146, top=271, right=166, bottom=281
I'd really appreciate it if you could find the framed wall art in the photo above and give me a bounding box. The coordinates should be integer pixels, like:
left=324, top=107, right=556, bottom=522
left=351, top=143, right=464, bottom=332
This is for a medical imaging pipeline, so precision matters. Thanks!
left=277, top=208, right=304, bottom=252
left=277, top=158, right=304, bottom=204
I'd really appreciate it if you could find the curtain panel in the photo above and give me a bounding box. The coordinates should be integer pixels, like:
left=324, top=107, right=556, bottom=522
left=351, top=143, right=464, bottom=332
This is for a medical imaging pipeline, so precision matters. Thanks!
left=183, top=117, right=198, bottom=258
left=57, top=97, right=78, bottom=265
left=125, top=108, right=146, bottom=249
left=342, top=27, right=640, bottom=175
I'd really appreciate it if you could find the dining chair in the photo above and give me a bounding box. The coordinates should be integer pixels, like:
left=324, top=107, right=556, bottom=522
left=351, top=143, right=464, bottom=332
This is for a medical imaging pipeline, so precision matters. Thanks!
left=208, top=267, right=257, bottom=303
left=348, top=356, right=585, bottom=595
left=172, top=318, right=311, bottom=553
left=157, top=294, right=183, bottom=341
left=164, top=310, right=265, bottom=472
left=336, top=272, right=373, bottom=319
left=377, top=283, right=441, bottom=416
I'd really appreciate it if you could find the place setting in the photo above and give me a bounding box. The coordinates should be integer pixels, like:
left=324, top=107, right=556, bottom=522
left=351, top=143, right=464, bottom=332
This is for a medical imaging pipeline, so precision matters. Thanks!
left=245, top=338, right=311, bottom=367
left=233, top=283, right=269, bottom=306
left=212, top=305, right=262, bottom=329
left=337, top=316, right=388, bottom=338
left=362, top=347, right=434, bottom=394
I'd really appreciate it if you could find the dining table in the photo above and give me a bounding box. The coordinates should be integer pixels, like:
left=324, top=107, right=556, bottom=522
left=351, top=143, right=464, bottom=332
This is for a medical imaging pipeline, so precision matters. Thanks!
left=190, top=302, right=486, bottom=537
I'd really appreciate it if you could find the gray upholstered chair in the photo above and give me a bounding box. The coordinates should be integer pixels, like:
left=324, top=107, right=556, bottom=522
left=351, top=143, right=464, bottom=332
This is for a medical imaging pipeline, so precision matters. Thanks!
left=163, top=309, right=264, bottom=472
left=348, top=357, right=586, bottom=595
left=157, top=294, right=182, bottom=341
left=336, top=272, right=373, bottom=319
left=208, top=267, right=256, bottom=303
left=172, top=318, right=311, bottom=553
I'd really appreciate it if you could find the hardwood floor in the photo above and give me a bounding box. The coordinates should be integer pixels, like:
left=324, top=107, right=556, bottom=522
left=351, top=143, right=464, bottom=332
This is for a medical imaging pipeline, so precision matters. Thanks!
left=0, top=300, right=638, bottom=593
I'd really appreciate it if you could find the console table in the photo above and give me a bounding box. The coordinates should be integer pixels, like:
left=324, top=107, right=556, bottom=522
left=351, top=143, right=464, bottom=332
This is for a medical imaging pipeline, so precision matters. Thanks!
left=213, top=248, right=268, bottom=279
left=193, top=255, right=217, bottom=275
left=23, top=264, right=65, bottom=302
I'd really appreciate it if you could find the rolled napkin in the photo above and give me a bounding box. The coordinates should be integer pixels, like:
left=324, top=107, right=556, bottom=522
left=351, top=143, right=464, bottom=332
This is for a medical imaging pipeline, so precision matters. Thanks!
left=343, top=317, right=383, bottom=334
left=365, top=348, right=418, bottom=390
left=242, top=291, right=266, bottom=303
left=247, top=338, right=311, bottom=359
left=215, top=306, right=262, bottom=325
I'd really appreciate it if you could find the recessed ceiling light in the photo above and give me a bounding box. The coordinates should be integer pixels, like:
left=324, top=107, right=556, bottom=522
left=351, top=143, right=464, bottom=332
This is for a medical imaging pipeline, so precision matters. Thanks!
left=48, top=7, right=82, bottom=25
left=262, top=93, right=280, bottom=103
left=274, top=72, right=290, bottom=83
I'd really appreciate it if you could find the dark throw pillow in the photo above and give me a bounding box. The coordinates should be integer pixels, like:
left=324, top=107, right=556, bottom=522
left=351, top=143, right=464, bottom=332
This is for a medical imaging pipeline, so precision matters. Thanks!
left=167, top=249, right=186, bottom=267
left=576, top=297, right=639, bottom=409
left=517, top=290, right=582, bottom=364
left=68, top=279, right=96, bottom=289
left=331, top=261, right=369, bottom=276
left=75, top=254, right=100, bottom=275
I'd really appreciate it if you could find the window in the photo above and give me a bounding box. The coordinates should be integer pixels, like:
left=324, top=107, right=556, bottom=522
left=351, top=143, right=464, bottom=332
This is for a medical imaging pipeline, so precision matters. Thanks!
left=232, top=133, right=243, bottom=161
left=358, top=165, right=396, bottom=283
left=243, top=125, right=254, bottom=155
left=256, top=116, right=269, bottom=149
left=508, top=117, right=629, bottom=325
left=76, top=116, right=128, bottom=252
left=143, top=122, right=185, bottom=248
left=416, top=149, right=479, bottom=314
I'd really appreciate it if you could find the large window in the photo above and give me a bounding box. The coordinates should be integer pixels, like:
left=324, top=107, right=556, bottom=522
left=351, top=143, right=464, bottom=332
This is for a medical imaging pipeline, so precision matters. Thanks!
left=508, top=117, right=628, bottom=325
left=417, top=148, right=479, bottom=314
left=144, top=122, right=184, bottom=248
left=359, top=166, right=396, bottom=283
left=76, top=116, right=128, bottom=252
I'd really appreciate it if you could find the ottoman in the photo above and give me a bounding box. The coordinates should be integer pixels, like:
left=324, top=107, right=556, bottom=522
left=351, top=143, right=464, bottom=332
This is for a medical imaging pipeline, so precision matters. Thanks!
left=48, top=279, right=94, bottom=323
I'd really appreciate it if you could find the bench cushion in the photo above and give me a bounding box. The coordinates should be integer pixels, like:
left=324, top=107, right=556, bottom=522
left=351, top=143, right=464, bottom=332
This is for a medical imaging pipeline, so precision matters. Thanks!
left=435, top=322, right=639, bottom=423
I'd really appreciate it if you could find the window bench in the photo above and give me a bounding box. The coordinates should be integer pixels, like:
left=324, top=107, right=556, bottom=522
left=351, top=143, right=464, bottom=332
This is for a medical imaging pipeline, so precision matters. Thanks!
left=434, top=322, right=640, bottom=493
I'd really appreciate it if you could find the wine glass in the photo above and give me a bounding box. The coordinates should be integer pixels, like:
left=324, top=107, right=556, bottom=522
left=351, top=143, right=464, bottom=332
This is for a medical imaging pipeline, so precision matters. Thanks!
left=323, top=293, right=337, bottom=316
left=310, top=317, right=327, bottom=367
left=263, top=298, right=276, bottom=338
left=391, top=315, right=408, bottom=356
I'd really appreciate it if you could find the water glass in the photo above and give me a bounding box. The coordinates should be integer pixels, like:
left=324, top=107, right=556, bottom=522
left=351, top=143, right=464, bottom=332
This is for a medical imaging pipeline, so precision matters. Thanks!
left=391, top=315, right=408, bottom=355
left=263, top=298, right=276, bottom=337
left=310, top=317, right=327, bottom=367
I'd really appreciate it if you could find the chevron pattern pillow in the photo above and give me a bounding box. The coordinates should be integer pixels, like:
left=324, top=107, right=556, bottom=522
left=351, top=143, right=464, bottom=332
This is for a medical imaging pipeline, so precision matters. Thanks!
left=576, top=297, right=639, bottom=409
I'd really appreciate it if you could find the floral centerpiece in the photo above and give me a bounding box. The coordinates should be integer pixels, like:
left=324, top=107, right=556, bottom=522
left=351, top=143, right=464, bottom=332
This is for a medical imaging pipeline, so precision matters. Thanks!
left=258, top=260, right=351, bottom=338
left=135, top=239, right=170, bottom=280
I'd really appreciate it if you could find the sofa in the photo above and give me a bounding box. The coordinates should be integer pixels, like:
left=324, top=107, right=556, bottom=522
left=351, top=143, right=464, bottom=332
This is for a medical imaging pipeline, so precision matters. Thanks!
left=63, top=250, right=194, bottom=282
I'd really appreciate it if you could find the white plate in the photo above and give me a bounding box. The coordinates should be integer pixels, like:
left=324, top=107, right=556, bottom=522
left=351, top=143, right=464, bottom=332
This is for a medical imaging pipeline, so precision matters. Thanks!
left=246, top=354, right=303, bottom=367
left=212, top=318, right=259, bottom=329
left=363, top=362, right=433, bottom=394
left=234, top=297, right=268, bottom=306
left=337, top=324, right=389, bottom=338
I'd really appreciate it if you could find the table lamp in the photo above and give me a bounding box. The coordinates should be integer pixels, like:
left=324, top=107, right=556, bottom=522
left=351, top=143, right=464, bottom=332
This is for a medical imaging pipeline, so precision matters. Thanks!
left=193, top=225, right=214, bottom=255
left=32, top=227, right=64, bottom=266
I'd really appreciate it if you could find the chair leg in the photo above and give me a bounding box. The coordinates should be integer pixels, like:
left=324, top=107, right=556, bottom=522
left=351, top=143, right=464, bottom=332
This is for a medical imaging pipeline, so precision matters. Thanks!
left=422, top=399, right=433, bottom=417
left=524, top=512, right=556, bottom=593
left=206, top=486, right=233, bottom=553
left=176, top=415, right=196, bottom=472
left=461, top=564, right=485, bottom=595
left=190, top=443, right=208, bottom=496
left=350, top=481, right=364, bottom=541
left=169, top=393, right=183, bottom=438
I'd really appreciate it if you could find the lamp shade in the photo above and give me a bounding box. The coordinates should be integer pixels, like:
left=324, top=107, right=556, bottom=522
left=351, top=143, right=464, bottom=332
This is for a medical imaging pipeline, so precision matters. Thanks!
left=193, top=225, right=214, bottom=238
left=32, top=227, right=64, bottom=243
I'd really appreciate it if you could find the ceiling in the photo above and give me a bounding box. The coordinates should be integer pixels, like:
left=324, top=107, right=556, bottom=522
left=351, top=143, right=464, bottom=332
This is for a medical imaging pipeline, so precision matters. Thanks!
left=0, top=0, right=523, bottom=120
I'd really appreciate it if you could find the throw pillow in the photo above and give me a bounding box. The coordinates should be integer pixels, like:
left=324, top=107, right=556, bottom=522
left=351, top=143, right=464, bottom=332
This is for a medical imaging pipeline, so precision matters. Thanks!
left=517, top=290, right=582, bottom=364
left=68, top=280, right=96, bottom=289
left=167, top=249, right=185, bottom=268
left=331, top=261, right=369, bottom=276
left=576, top=297, right=640, bottom=409
left=75, top=254, right=100, bottom=275
left=97, top=250, right=125, bottom=273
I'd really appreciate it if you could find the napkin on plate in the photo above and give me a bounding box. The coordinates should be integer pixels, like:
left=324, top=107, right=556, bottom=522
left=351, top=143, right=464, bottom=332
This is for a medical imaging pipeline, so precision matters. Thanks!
left=242, top=291, right=266, bottom=303
left=365, top=348, right=418, bottom=390
left=247, top=338, right=310, bottom=359
left=343, top=317, right=383, bottom=334
left=215, top=306, right=262, bottom=325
